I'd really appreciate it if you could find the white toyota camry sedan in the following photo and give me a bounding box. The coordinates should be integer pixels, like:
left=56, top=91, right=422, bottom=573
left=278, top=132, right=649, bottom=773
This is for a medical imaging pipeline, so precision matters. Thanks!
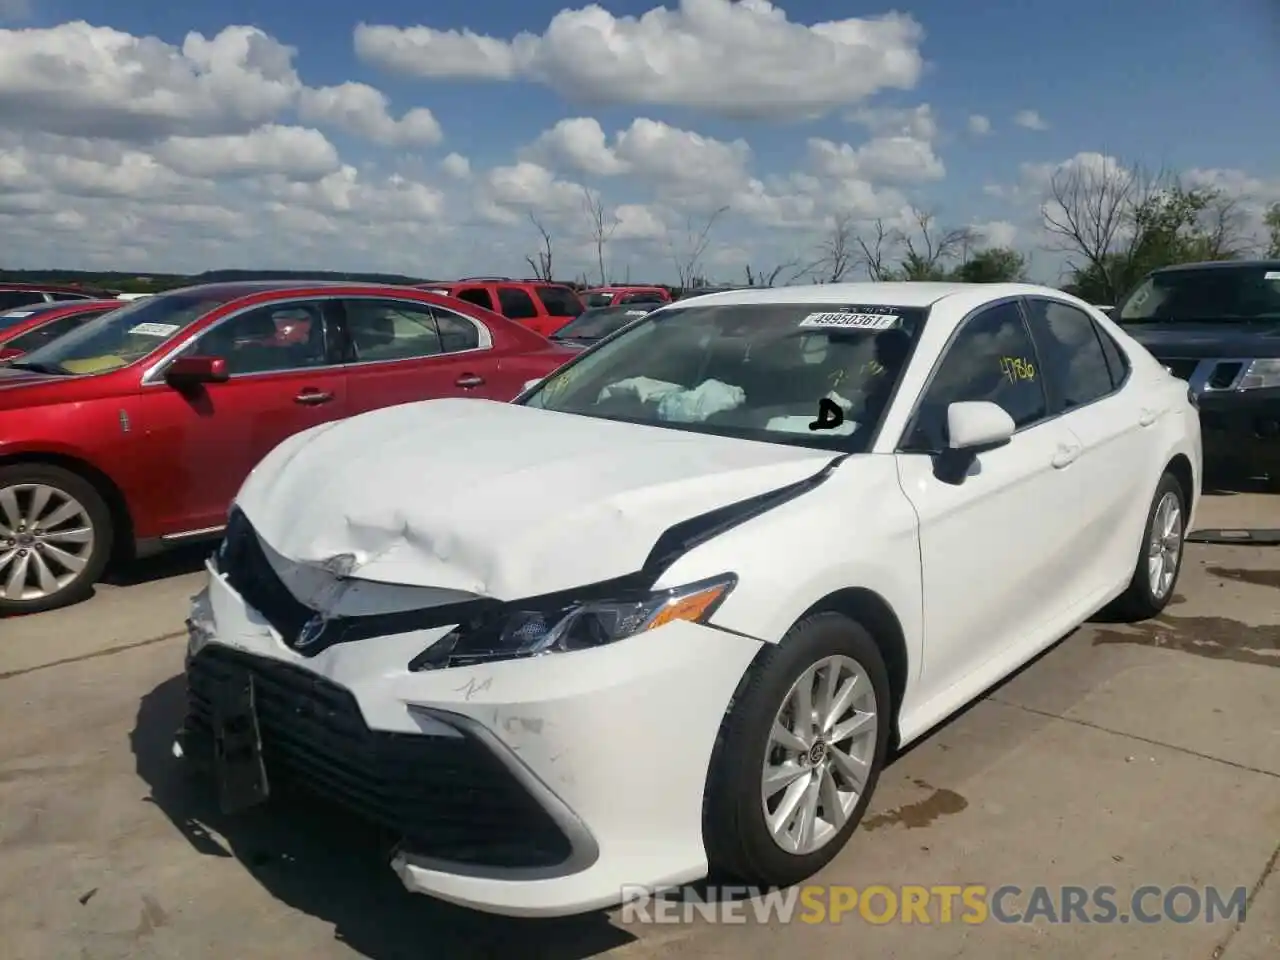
left=178, top=282, right=1201, bottom=918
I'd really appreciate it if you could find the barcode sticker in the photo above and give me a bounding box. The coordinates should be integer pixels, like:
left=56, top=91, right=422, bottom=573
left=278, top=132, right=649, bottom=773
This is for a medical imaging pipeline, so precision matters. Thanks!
left=799, top=311, right=901, bottom=330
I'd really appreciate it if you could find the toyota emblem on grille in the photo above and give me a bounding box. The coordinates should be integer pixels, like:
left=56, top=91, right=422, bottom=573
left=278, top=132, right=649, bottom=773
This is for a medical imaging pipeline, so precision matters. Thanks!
left=294, top=615, right=328, bottom=650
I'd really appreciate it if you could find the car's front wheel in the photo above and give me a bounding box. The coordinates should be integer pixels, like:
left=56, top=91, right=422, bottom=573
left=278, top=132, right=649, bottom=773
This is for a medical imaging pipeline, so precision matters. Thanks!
left=703, top=612, right=891, bottom=887
left=0, top=464, right=112, bottom=616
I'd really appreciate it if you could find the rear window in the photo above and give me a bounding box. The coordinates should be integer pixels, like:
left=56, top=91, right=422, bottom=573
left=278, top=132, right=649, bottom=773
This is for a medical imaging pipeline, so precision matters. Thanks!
left=1118, top=266, right=1280, bottom=322
left=0, top=302, right=61, bottom=331
left=0, top=291, right=46, bottom=310
left=585, top=292, right=614, bottom=308
left=6, top=310, right=109, bottom=353
left=535, top=285, right=583, bottom=317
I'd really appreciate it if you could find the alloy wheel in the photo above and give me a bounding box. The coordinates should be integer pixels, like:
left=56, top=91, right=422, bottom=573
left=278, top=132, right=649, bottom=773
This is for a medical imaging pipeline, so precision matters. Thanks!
left=0, top=483, right=96, bottom=602
left=1146, top=490, right=1183, bottom=601
left=761, top=654, right=878, bottom=856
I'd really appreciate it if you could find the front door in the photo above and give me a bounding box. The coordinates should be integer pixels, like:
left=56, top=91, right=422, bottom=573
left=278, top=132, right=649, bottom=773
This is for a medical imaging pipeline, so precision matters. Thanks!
left=138, top=298, right=348, bottom=534
left=894, top=300, right=1083, bottom=702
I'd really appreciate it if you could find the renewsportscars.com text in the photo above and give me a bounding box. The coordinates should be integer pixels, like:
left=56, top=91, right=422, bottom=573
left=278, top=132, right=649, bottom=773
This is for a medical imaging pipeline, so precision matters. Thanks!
left=619, top=884, right=1249, bottom=925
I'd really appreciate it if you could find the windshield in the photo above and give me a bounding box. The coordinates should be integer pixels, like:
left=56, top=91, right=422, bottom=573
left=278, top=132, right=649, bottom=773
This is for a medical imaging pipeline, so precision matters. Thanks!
left=522, top=302, right=927, bottom=451
left=552, top=306, right=652, bottom=341
left=1118, top=266, right=1280, bottom=323
left=16, top=291, right=232, bottom=374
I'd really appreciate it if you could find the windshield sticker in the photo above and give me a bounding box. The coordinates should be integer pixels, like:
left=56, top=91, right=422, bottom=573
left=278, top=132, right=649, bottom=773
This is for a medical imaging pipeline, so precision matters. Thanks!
left=128, top=322, right=181, bottom=337
left=799, top=311, right=901, bottom=331
left=1265, top=271, right=1280, bottom=281
left=1000, top=356, right=1036, bottom=383
left=1, top=311, right=35, bottom=318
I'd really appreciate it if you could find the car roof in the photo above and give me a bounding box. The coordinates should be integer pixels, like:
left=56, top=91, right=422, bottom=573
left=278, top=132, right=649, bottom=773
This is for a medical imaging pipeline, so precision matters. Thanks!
left=672, top=281, right=1062, bottom=308
left=159, top=279, right=423, bottom=300
left=1152, top=259, right=1280, bottom=274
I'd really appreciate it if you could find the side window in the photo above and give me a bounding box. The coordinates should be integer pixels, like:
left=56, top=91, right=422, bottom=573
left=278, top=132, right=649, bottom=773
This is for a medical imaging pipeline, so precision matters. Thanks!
left=48, top=292, right=93, bottom=301
left=7, top=312, right=107, bottom=354
left=535, top=285, right=582, bottom=317
left=0, top=292, right=46, bottom=310
left=433, top=309, right=482, bottom=353
left=497, top=286, right=539, bottom=319
left=193, top=302, right=328, bottom=375
left=343, top=299, right=442, bottom=362
left=1023, top=299, right=1115, bottom=409
left=905, top=301, right=1047, bottom=451
left=1095, top=323, right=1130, bottom=388
left=454, top=287, right=494, bottom=311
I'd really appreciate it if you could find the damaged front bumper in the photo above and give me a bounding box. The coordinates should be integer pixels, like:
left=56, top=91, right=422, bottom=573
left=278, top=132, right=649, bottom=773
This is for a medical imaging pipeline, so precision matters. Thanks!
left=178, top=559, right=763, bottom=917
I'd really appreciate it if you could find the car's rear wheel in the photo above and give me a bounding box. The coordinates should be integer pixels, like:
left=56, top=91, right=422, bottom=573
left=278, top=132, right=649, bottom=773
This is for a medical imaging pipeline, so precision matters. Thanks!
left=0, top=464, right=112, bottom=616
left=1111, top=470, right=1187, bottom=622
left=703, top=612, right=891, bottom=887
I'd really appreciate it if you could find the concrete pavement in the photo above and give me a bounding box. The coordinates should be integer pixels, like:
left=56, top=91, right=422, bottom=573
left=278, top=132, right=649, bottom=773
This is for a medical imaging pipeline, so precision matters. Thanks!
left=0, top=494, right=1276, bottom=959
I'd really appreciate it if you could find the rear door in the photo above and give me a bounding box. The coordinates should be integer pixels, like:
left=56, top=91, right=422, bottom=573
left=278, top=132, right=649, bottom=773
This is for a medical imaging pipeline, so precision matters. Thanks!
left=532, top=285, right=583, bottom=336
left=1022, top=296, right=1153, bottom=596
left=337, top=296, right=503, bottom=414
left=495, top=284, right=552, bottom=335
left=137, top=298, right=348, bottom=534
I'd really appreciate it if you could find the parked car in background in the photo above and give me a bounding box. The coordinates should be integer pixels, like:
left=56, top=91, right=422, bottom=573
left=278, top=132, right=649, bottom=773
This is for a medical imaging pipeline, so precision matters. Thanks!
left=0, top=281, right=575, bottom=614
left=178, top=281, right=1198, bottom=917
left=0, top=282, right=105, bottom=310
left=416, top=278, right=583, bottom=338
left=581, top=285, right=671, bottom=308
left=0, top=300, right=122, bottom=360
left=1112, top=259, right=1280, bottom=484
left=548, top=303, right=656, bottom=349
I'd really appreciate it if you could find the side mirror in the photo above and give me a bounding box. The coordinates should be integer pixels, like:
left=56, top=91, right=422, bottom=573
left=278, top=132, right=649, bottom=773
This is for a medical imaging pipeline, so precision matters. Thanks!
left=165, top=355, right=229, bottom=386
left=947, top=401, right=1015, bottom=451
left=933, top=401, right=1015, bottom=486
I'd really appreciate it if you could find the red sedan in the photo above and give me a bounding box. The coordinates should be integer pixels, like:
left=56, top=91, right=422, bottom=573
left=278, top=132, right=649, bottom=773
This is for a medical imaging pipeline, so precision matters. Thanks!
left=0, top=299, right=123, bottom=360
left=0, top=281, right=575, bottom=614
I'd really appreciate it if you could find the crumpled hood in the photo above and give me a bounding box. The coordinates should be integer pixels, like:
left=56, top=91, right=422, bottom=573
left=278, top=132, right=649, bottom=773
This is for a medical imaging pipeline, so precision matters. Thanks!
left=236, top=398, right=837, bottom=600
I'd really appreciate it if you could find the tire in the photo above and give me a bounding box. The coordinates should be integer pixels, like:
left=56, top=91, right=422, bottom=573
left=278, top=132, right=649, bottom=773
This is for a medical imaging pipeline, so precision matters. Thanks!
left=0, top=463, right=113, bottom=616
left=1110, top=470, right=1187, bottom=622
left=703, top=612, right=892, bottom=888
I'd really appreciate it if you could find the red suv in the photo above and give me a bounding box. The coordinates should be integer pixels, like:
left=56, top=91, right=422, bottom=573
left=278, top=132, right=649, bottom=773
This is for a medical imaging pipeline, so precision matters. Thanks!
left=418, top=278, right=583, bottom=337
left=0, top=281, right=574, bottom=614
left=582, top=286, right=672, bottom=308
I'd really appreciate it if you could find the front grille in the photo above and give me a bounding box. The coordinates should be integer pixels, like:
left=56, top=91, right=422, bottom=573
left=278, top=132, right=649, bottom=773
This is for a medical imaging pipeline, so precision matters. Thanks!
left=185, top=644, right=573, bottom=868
left=219, top=509, right=313, bottom=644
left=1162, top=358, right=1200, bottom=381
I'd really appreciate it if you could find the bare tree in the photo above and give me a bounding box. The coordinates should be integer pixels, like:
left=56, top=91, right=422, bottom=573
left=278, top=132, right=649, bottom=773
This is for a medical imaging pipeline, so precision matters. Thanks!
left=898, top=207, right=976, bottom=279
left=815, top=212, right=858, bottom=283
left=667, top=206, right=729, bottom=287
left=582, top=187, right=617, bottom=286
left=1041, top=160, right=1161, bottom=300
left=855, top=219, right=899, bottom=281
left=523, top=212, right=554, bottom=281
left=1199, top=192, right=1250, bottom=260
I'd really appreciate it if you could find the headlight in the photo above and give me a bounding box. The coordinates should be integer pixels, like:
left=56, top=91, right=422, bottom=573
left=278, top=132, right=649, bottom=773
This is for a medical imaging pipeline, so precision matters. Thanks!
left=1238, top=359, right=1280, bottom=391
left=409, top=574, right=736, bottom=670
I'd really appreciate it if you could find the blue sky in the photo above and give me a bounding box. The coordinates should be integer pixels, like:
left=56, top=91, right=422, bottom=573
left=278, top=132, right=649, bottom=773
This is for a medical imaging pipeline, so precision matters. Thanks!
left=1, top=0, right=1278, bottom=281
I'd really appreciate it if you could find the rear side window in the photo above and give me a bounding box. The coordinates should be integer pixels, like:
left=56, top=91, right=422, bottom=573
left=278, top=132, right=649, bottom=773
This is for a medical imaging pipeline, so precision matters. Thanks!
left=535, top=285, right=582, bottom=317
left=6, top=312, right=106, bottom=353
left=48, top=291, right=94, bottom=301
left=1023, top=299, right=1115, bottom=410
left=497, top=286, right=539, bottom=319
left=433, top=310, right=482, bottom=352
left=1095, top=324, right=1129, bottom=388
left=0, top=291, right=46, bottom=310
left=454, top=287, right=494, bottom=311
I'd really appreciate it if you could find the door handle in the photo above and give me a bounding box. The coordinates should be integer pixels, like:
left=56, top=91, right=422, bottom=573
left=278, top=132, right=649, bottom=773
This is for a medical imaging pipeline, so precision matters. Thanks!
left=455, top=374, right=484, bottom=388
left=1051, top=442, right=1081, bottom=469
left=294, top=389, right=334, bottom=405
left=1139, top=407, right=1158, bottom=427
